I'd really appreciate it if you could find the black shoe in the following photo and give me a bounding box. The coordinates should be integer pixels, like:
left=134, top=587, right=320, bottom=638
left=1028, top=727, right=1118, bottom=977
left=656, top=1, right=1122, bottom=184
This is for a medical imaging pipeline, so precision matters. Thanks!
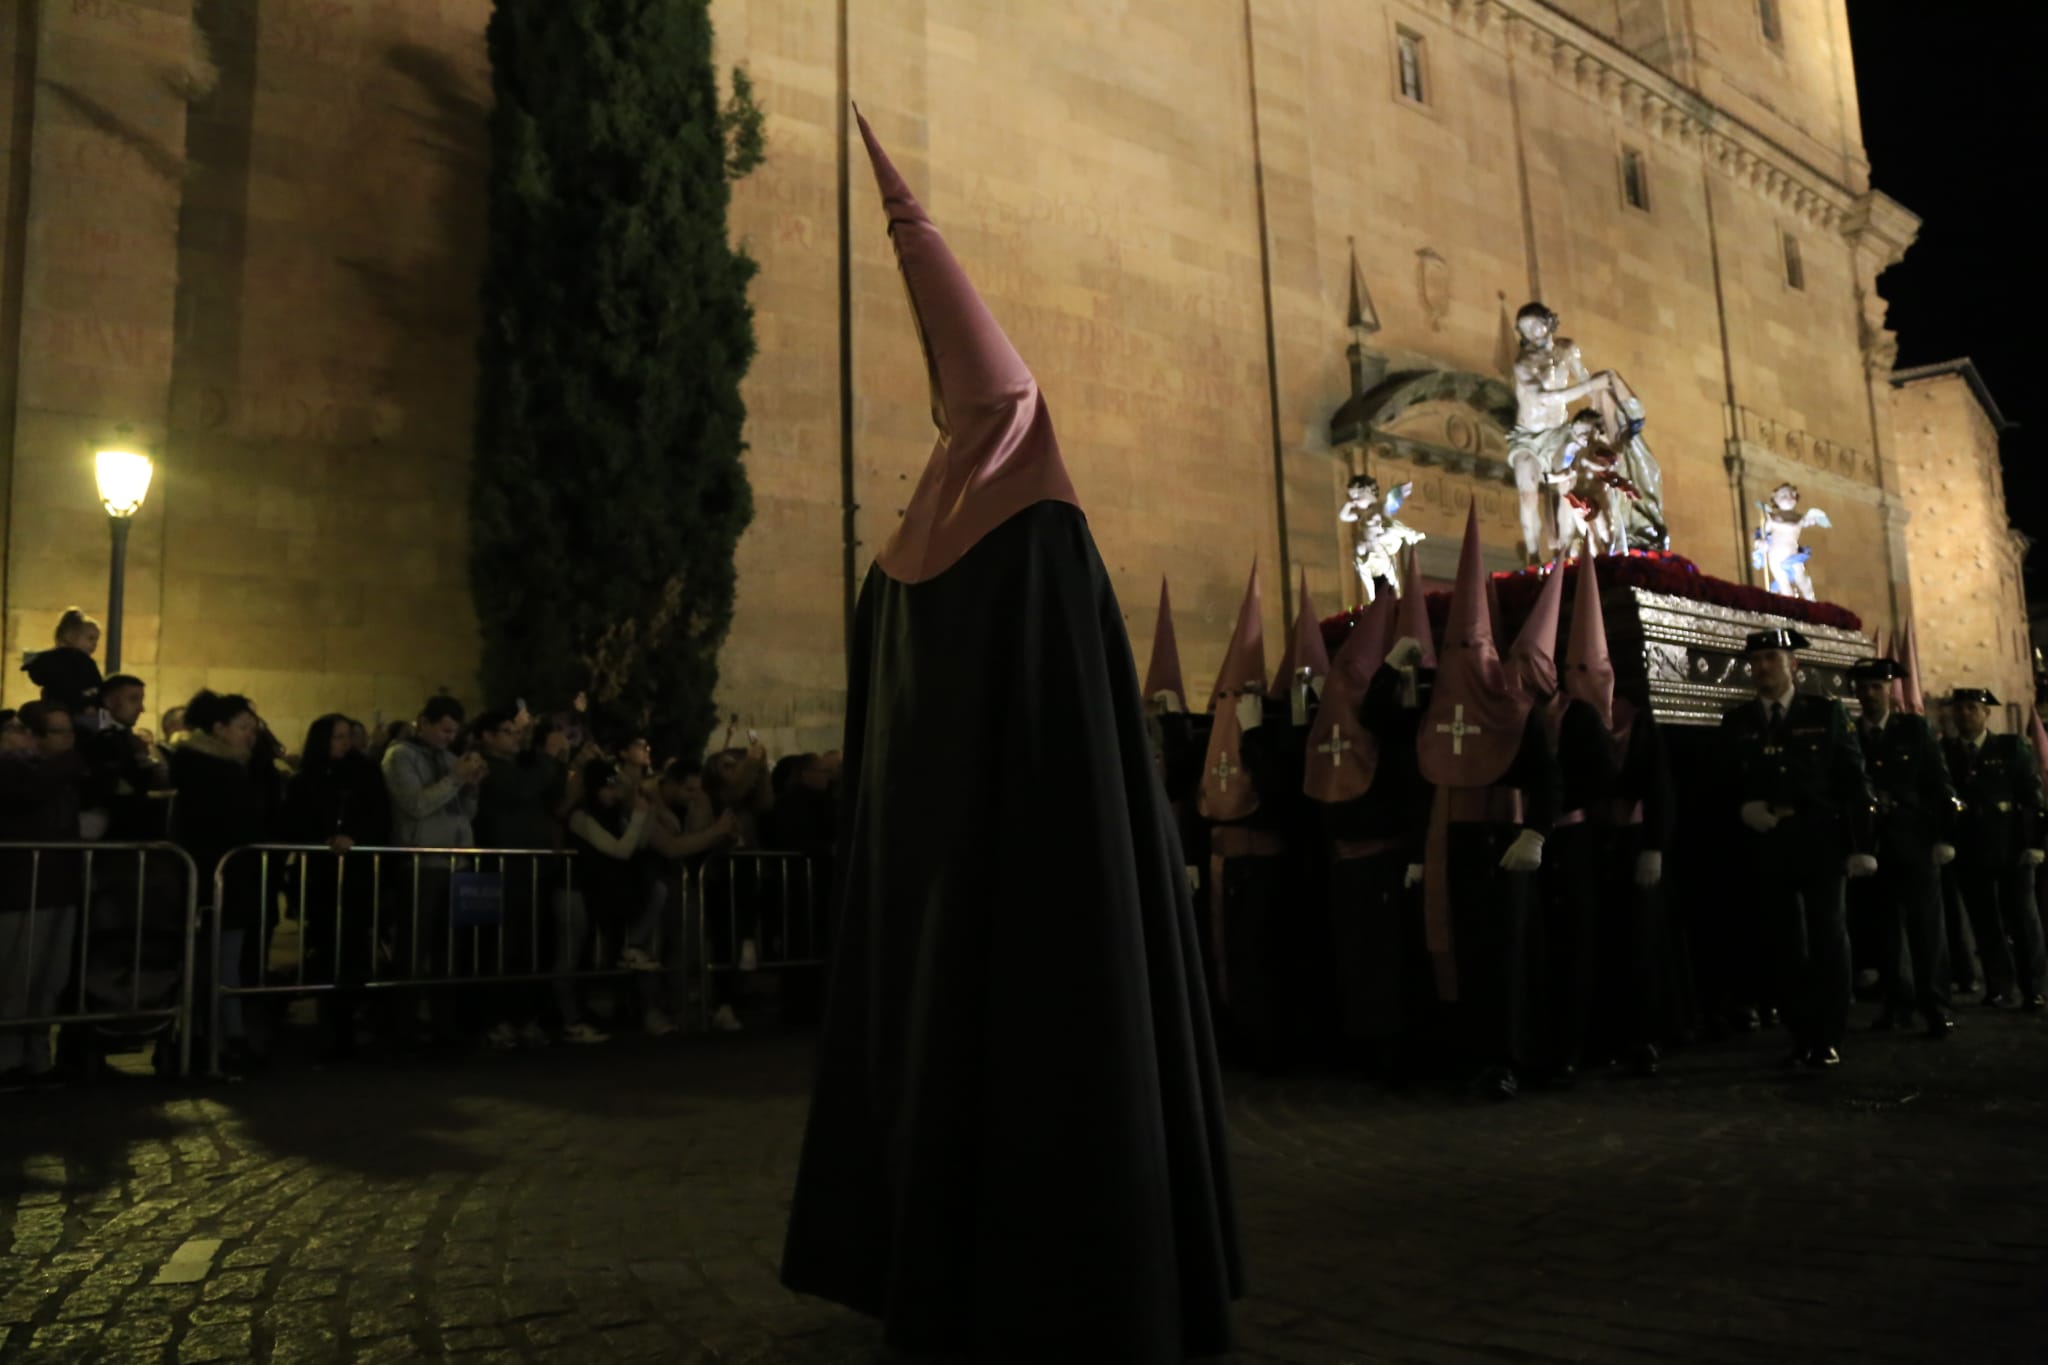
left=1869, top=1010, right=1908, bottom=1032
left=1804, top=1045, right=1842, bottom=1069
left=1760, top=1007, right=1781, bottom=1028
left=1625, top=1043, right=1660, bottom=1077
left=1982, top=990, right=2016, bottom=1010
left=1736, top=1007, right=1762, bottom=1033
left=2023, top=995, right=2046, bottom=1013
left=1924, top=1014, right=1955, bottom=1038
left=1781, top=1047, right=1811, bottom=1068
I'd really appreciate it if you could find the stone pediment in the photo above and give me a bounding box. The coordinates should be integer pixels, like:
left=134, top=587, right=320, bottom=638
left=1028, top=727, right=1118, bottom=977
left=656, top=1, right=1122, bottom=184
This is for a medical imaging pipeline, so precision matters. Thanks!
left=1328, top=367, right=1516, bottom=483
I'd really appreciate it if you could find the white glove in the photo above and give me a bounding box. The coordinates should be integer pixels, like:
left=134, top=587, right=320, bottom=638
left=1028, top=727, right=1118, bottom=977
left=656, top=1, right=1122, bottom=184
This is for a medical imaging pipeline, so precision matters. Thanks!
left=1845, top=853, right=1879, bottom=879
left=1234, top=691, right=1264, bottom=733
left=1932, top=843, right=1956, bottom=867
left=1185, top=865, right=1200, bottom=893
left=1740, top=801, right=1780, bottom=834
left=1499, top=828, right=1546, bottom=873
left=1152, top=690, right=1185, bottom=715
left=2024, top=849, right=2046, bottom=869
left=1403, top=863, right=1424, bottom=889
left=1385, top=637, right=1425, bottom=671
left=1634, top=850, right=1663, bottom=888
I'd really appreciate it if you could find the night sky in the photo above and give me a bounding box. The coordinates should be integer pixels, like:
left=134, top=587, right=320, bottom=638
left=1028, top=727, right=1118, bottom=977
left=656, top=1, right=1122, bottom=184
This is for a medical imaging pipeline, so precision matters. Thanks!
left=1848, top=4, right=2045, bottom=592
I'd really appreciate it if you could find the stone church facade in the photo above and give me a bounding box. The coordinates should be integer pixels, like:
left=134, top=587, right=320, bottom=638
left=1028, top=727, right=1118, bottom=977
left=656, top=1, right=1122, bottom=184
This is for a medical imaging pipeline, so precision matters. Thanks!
left=0, top=0, right=2026, bottom=748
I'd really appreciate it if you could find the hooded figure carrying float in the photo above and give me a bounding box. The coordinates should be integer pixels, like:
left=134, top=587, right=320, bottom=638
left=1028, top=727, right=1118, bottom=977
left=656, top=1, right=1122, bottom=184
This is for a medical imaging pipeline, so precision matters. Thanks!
left=779, top=111, right=1242, bottom=1362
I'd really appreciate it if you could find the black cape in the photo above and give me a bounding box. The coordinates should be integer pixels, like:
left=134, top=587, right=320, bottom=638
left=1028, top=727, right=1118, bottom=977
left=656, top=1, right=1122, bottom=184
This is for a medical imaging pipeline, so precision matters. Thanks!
left=781, top=502, right=1243, bottom=1362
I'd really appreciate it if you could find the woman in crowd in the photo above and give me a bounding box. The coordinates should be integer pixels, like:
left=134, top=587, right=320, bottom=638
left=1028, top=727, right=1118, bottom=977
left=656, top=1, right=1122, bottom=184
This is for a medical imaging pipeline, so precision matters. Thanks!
left=562, top=757, right=675, bottom=1040
left=168, top=690, right=274, bottom=1071
left=283, top=713, right=391, bottom=1060
left=0, top=703, right=86, bottom=1084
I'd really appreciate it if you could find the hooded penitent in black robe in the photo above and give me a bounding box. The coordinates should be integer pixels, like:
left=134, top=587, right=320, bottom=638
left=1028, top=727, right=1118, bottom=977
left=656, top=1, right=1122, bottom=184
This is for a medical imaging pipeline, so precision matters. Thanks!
left=781, top=503, right=1243, bottom=1361
left=780, top=109, right=1240, bottom=1363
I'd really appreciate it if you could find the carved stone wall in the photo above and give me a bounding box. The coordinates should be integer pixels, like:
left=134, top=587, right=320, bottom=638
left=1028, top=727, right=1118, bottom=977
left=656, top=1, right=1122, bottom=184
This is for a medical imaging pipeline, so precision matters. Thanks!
left=1890, top=370, right=2031, bottom=724
left=0, top=0, right=1997, bottom=756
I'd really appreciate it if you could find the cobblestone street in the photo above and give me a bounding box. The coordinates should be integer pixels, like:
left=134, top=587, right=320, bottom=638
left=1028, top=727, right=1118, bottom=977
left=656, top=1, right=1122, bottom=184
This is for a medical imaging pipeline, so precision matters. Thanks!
left=2, top=1005, right=2044, bottom=1364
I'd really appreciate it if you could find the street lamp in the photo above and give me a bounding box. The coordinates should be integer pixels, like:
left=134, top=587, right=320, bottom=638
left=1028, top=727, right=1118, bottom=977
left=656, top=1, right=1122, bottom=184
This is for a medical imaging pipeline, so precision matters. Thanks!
left=93, top=431, right=154, bottom=674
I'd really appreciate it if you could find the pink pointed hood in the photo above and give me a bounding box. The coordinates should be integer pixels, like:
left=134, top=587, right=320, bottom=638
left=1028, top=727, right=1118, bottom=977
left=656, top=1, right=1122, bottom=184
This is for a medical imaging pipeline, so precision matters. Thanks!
left=1506, top=562, right=1566, bottom=699
left=1143, top=578, right=1186, bottom=705
left=2030, top=707, right=2048, bottom=778
left=1417, top=507, right=1532, bottom=788
left=1207, top=561, right=1266, bottom=709
left=1199, top=563, right=1267, bottom=822
left=1303, top=592, right=1395, bottom=806
left=1564, top=555, right=1616, bottom=729
left=856, top=110, right=1079, bottom=583
left=1395, top=545, right=1437, bottom=668
left=1270, top=570, right=1331, bottom=697
left=1898, top=618, right=1926, bottom=716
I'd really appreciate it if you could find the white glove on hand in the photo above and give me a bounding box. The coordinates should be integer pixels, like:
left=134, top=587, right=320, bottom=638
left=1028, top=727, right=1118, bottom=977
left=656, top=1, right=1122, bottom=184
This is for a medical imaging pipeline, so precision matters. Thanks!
left=1234, top=691, right=1264, bottom=733
left=1185, top=865, right=1201, bottom=893
left=1403, top=863, right=1425, bottom=890
left=2024, top=849, right=2047, bottom=869
left=1499, top=828, right=1546, bottom=873
left=1740, top=800, right=1780, bottom=834
left=1845, top=853, right=1879, bottom=879
left=1634, top=850, right=1663, bottom=888
left=1932, top=843, right=1957, bottom=868
left=1153, top=690, right=1185, bottom=715
left=1386, top=637, right=1425, bottom=671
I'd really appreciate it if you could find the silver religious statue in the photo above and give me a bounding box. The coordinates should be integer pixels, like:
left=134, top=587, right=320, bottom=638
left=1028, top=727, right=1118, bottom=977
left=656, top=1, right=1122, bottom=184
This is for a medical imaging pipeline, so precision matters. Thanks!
left=1507, top=302, right=1669, bottom=562
left=1338, top=473, right=1424, bottom=603
left=1751, top=481, right=1832, bottom=600
left=1554, top=411, right=1649, bottom=560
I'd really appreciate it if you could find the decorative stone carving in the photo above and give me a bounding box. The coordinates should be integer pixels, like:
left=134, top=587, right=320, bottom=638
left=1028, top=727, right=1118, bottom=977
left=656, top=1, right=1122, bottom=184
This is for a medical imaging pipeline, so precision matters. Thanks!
left=1415, top=247, right=1450, bottom=331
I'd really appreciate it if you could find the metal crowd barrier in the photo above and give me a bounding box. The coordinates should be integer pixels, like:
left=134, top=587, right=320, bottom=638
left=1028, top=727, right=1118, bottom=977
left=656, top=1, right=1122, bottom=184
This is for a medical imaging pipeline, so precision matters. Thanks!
left=208, top=845, right=600, bottom=1075
left=0, top=841, right=200, bottom=1078
left=202, top=844, right=832, bottom=1072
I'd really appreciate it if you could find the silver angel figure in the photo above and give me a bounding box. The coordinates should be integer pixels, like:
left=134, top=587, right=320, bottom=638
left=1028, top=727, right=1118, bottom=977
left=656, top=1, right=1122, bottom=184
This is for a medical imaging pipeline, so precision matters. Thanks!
left=1751, top=482, right=1832, bottom=600
left=1340, top=474, right=1425, bottom=603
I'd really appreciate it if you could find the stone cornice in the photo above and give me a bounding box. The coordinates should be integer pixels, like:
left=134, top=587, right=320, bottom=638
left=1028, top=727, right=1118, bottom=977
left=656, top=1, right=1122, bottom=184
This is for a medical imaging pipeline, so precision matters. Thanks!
left=1411, top=0, right=1917, bottom=242
left=1727, top=440, right=1883, bottom=509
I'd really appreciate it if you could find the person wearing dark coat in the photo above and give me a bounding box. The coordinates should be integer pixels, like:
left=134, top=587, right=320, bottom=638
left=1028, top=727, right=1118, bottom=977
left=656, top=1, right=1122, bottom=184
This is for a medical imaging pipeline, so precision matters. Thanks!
left=1942, top=687, right=2048, bottom=1011
left=283, top=714, right=392, bottom=1057
left=1720, top=629, right=1877, bottom=1068
left=1849, top=662, right=1959, bottom=1036
left=0, top=704, right=86, bottom=1079
left=167, top=691, right=274, bottom=1067
left=780, top=113, right=1240, bottom=1365
left=21, top=609, right=104, bottom=719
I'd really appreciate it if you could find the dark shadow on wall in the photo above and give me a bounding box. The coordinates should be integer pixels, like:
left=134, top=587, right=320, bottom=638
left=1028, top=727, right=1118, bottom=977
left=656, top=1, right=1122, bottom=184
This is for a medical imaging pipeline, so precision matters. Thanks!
left=337, top=43, right=488, bottom=439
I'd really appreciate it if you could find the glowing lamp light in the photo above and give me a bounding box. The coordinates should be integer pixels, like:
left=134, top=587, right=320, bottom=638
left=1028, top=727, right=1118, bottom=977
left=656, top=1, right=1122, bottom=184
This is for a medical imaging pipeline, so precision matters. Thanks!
left=95, top=446, right=154, bottom=518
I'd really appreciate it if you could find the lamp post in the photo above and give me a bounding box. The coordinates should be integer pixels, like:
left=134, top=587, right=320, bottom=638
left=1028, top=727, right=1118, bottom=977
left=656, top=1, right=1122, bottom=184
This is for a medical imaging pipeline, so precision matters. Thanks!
left=93, top=433, right=154, bottom=675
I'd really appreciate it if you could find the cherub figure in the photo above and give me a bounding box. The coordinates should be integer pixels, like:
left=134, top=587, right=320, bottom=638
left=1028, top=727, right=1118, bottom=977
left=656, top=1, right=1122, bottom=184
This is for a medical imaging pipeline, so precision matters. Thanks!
left=1339, top=473, right=1425, bottom=603
left=1751, top=482, right=1832, bottom=600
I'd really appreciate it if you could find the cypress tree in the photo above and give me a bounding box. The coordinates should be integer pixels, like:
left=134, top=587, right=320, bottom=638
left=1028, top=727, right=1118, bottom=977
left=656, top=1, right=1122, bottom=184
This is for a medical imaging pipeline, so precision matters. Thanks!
left=472, top=0, right=765, bottom=757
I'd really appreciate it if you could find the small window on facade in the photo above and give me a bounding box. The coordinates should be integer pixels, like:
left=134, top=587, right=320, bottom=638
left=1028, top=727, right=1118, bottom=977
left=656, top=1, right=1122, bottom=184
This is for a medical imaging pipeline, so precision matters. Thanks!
left=1621, top=147, right=1649, bottom=212
left=1396, top=29, right=1426, bottom=105
left=1781, top=231, right=1804, bottom=291
left=1758, top=0, right=1783, bottom=45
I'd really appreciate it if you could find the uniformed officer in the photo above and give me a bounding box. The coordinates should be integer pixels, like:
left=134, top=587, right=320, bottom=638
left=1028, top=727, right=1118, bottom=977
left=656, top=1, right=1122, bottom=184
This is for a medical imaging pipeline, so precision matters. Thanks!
left=1721, top=628, right=1876, bottom=1068
left=1848, top=658, right=1957, bottom=1037
left=1942, top=687, right=2048, bottom=1011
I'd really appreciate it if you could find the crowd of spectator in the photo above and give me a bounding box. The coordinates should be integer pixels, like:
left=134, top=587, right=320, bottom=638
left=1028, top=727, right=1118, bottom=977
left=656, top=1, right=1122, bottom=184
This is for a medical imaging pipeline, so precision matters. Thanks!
left=0, top=609, right=841, bottom=1089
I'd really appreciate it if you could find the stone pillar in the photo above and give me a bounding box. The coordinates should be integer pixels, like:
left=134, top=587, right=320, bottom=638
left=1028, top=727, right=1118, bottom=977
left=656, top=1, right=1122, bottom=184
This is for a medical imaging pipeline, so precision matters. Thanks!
left=2, top=0, right=203, bottom=702
left=1843, top=190, right=1919, bottom=641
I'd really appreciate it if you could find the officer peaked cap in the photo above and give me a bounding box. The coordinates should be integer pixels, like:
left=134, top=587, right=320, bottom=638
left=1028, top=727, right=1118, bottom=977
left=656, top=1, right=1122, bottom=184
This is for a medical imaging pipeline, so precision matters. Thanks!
left=1950, top=687, right=2000, bottom=707
left=1846, top=657, right=1905, bottom=684
left=1743, top=627, right=1810, bottom=654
